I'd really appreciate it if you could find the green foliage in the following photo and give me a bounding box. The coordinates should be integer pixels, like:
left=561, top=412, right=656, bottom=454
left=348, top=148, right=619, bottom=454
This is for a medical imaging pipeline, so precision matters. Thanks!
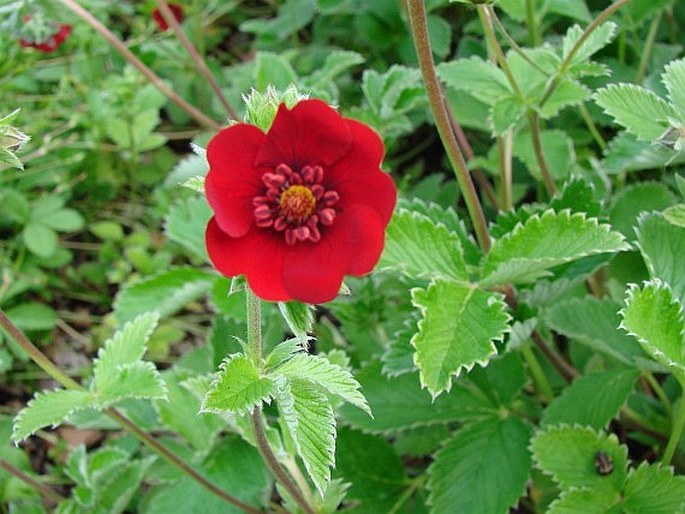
left=164, top=196, right=212, bottom=261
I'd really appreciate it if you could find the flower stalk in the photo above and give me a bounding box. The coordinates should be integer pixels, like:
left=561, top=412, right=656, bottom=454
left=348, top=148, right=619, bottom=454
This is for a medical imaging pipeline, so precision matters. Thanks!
left=406, top=0, right=491, bottom=252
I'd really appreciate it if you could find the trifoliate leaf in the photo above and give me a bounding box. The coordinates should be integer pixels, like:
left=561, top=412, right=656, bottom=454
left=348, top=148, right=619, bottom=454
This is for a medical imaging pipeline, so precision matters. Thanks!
left=594, top=84, right=675, bottom=141
left=113, top=267, right=216, bottom=324
left=164, top=196, right=212, bottom=261
left=541, top=369, right=640, bottom=430
left=637, top=213, right=685, bottom=303
left=12, top=390, right=93, bottom=441
left=437, top=57, right=512, bottom=105
left=339, top=361, right=496, bottom=433
left=201, top=354, right=274, bottom=414
left=275, top=378, right=335, bottom=496
left=620, top=280, right=685, bottom=373
left=624, top=462, right=685, bottom=514
left=481, top=210, right=629, bottom=286
left=276, top=353, right=370, bottom=415
left=379, top=209, right=468, bottom=283
left=411, top=281, right=510, bottom=397
left=531, top=425, right=628, bottom=492
left=428, top=417, right=533, bottom=514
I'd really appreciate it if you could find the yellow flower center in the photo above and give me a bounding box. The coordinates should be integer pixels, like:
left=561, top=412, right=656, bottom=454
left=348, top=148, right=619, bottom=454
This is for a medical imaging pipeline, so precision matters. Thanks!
left=279, top=185, right=317, bottom=223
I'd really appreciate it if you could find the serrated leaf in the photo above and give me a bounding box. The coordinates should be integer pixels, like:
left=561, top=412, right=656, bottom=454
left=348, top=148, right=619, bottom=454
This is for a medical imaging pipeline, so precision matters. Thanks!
left=381, top=321, right=417, bottom=377
left=275, top=378, right=335, bottom=496
left=512, top=129, right=575, bottom=181
left=93, top=313, right=159, bottom=393
left=278, top=301, right=313, bottom=345
left=164, top=196, right=212, bottom=261
left=114, top=267, right=216, bottom=324
left=94, top=361, right=167, bottom=406
left=379, top=209, right=468, bottom=283
left=265, top=338, right=304, bottom=369
left=602, top=133, right=685, bottom=174
left=481, top=210, right=629, bottom=286
left=562, top=22, right=617, bottom=68
left=437, top=58, right=512, bottom=105
left=12, top=390, right=93, bottom=441
left=663, top=58, right=685, bottom=121
left=545, top=297, right=658, bottom=369
left=610, top=183, right=677, bottom=239
left=490, top=95, right=526, bottom=135
left=547, top=488, right=620, bottom=514
left=664, top=204, right=685, bottom=227
left=637, top=213, right=685, bottom=303
left=276, top=353, right=369, bottom=415
left=164, top=154, right=209, bottom=188
left=624, top=462, right=685, bottom=514
left=594, top=84, right=674, bottom=141
left=306, top=50, right=364, bottom=85
left=411, top=281, right=510, bottom=397
left=338, top=361, right=495, bottom=433
left=540, top=79, right=590, bottom=118
left=201, top=355, right=274, bottom=414
left=541, top=369, right=639, bottom=430
left=545, top=0, right=591, bottom=22
left=531, top=425, right=628, bottom=492
left=620, top=280, right=685, bottom=373
left=428, top=417, right=533, bottom=514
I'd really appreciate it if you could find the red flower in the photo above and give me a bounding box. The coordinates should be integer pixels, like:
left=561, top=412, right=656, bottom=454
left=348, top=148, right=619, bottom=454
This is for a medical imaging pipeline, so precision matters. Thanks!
left=152, top=3, right=184, bottom=31
left=19, top=24, right=71, bottom=53
left=205, top=99, right=397, bottom=303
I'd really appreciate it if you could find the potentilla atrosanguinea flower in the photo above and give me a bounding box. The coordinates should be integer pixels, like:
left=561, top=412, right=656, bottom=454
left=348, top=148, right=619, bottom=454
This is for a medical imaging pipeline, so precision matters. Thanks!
left=19, top=24, right=71, bottom=53
left=205, top=99, right=397, bottom=304
left=151, top=3, right=184, bottom=31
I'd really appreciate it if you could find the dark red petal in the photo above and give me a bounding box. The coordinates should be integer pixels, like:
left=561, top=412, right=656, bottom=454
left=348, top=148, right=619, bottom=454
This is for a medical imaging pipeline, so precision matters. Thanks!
left=255, top=100, right=352, bottom=169
left=205, top=124, right=266, bottom=237
left=338, top=204, right=387, bottom=276
left=330, top=119, right=396, bottom=224
left=206, top=218, right=291, bottom=302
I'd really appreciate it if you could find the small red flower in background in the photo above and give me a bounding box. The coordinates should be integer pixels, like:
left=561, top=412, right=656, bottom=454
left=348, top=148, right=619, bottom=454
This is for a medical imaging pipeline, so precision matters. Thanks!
left=19, top=24, right=71, bottom=53
left=205, top=99, right=397, bottom=304
left=152, top=3, right=184, bottom=31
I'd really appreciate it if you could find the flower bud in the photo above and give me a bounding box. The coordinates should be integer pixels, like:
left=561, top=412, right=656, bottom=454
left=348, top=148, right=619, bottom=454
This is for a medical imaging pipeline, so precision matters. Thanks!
left=242, top=85, right=309, bottom=131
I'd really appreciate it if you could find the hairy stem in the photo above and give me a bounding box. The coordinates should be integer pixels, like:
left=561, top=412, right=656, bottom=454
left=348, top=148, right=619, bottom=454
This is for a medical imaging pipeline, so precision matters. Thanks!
left=406, top=0, right=491, bottom=252
left=58, top=0, right=221, bottom=131
left=245, top=289, right=316, bottom=514
left=0, top=458, right=64, bottom=505
left=154, top=0, right=238, bottom=119
left=0, top=308, right=260, bottom=514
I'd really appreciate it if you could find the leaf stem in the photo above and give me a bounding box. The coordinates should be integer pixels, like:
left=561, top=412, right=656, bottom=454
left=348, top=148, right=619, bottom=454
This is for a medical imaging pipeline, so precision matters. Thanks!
left=644, top=371, right=672, bottom=417
left=528, top=111, right=557, bottom=196
left=531, top=330, right=578, bottom=382
left=58, top=0, right=221, bottom=131
left=154, top=0, right=238, bottom=120
left=244, top=288, right=316, bottom=514
left=578, top=103, right=607, bottom=151
left=0, top=308, right=260, bottom=514
left=0, top=457, right=64, bottom=505
left=539, top=0, right=632, bottom=108
left=525, top=0, right=540, bottom=46
left=662, top=373, right=685, bottom=465
left=406, top=0, right=491, bottom=252
left=635, top=12, right=661, bottom=85
left=499, top=131, right=514, bottom=211
left=521, top=344, right=554, bottom=404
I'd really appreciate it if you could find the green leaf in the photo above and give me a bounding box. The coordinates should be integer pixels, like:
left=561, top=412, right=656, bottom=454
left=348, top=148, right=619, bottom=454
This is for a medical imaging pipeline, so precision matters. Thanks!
left=240, top=0, right=315, bottom=40
left=276, top=353, right=369, bottom=415
left=90, top=221, right=124, bottom=242
left=547, top=488, right=619, bottom=514
left=40, top=209, right=84, bottom=232
left=278, top=302, right=313, bottom=345
left=12, top=390, right=93, bottom=441
left=545, top=297, right=658, bottom=369
left=23, top=223, right=58, bottom=258
left=428, top=417, right=533, bottom=514
left=481, top=210, right=629, bottom=286
left=305, top=50, right=364, bottom=86
left=254, top=52, right=298, bottom=90
left=164, top=196, right=212, bottom=261
left=531, top=425, right=628, bottom=492
left=602, top=133, right=685, bottom=174
left=637, top=213, right=685, bottom=303
left=540, top=79, right=590, bottom=119
left=512, top=130, right=575, bottom=181
left=624, top=462, right=685, bottom=514
left=437, top=58, right=512, bottom=105
left=265, top=338, right=303, bottom=369
left=545, top=0, right=591, bottom=22
left=562, top=22, right=617, bottom=68
left=381, top=321, right=417, bottom=377
left=594, top=84, right=674, bottom=141
left=275, top=378, right=335, bottom=496
left=610, top=183, right=677, bottom=239
left=141, top=436, right=269, bottom=514
left=94, top=361, right=167, bottom=406
left=664, top=204, right=685, bottom=227
left=541, top=369, right=639, bottom=429
left=411, top=281, right=510, bottom=397
left=379, top=209, right=468, bottom=283
left=620, top=280, right=685, bottom=373
left=113, top=267, right=216, bottom=324
left=663, top=58, right=685, bottom=121
left=490, top=95, right=526, bottom=135
left=201, top=354, right=274, bottom=414
left=339, top=362, right=495, bottom=433
left=164, top=154, right=209, bottom=188
left=4, top=303, right=57, bottom=332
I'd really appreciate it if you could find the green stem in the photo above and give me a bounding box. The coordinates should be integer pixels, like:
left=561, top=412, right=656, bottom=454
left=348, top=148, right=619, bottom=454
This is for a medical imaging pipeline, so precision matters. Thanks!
left=528, top=111, right=557, bottom=196
left=0, top=308, right=261, bottom=514
left=406, top=0, right=491, bottom=252
left=644, top=371, right=672, bottom=417
left=499, top=131, right=513, bottom=211
left=531, top=330, right=578, bottom=383
left=491, top=9, right=549, bottom=75
left=521, top=344, right=554, bottom=404
left=635, top=13, right=661, bottom=85
left=579, top=103, right=607, bottom=151
left=525, top=0, right=540, bottom=46
left=244, top=288, right=316, bottom=514
left=58, top=0, right=221, bottom=131
left=662, top=374, right=685, bottom=465
left=0, top=458, right=64, bottom=505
